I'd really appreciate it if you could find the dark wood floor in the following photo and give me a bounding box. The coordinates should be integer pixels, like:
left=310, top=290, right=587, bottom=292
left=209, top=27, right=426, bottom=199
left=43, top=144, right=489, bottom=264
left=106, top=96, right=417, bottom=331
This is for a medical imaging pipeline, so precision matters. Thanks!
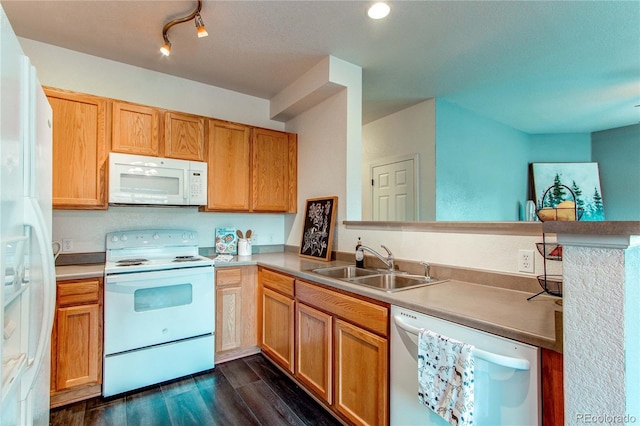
left=50, top=354, right=343, bottom=426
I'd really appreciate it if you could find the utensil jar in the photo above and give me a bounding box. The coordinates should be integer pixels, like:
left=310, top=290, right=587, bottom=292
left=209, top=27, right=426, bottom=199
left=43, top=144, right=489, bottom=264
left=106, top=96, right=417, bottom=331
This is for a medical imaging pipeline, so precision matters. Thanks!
left=238, top=238, right=252, bottom=256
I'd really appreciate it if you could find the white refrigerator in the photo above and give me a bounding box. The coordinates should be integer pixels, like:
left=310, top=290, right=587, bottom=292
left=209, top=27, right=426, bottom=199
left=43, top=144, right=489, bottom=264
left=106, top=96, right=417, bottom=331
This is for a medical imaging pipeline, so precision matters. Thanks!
left=1, top=4, right=56, bottom=425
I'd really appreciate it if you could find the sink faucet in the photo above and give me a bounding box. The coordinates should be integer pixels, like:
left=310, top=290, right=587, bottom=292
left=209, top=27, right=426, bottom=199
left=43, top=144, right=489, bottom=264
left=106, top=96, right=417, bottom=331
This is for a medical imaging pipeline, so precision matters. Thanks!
left=419, top=260, right=431, bottom=280
left=358, top=245, right=395, bottom=271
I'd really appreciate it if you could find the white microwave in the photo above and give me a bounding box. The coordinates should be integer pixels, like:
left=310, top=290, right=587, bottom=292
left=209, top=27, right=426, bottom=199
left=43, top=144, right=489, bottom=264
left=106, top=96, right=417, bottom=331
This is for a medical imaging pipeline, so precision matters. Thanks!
left=109, top=153, right=207, bottom=206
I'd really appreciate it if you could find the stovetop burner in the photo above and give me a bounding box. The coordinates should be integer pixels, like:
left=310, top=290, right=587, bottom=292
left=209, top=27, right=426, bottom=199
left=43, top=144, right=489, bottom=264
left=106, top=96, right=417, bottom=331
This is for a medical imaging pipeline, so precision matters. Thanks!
left=116, top=258, right=149, bottom=266
left=173, top=255, right=198, bottom=263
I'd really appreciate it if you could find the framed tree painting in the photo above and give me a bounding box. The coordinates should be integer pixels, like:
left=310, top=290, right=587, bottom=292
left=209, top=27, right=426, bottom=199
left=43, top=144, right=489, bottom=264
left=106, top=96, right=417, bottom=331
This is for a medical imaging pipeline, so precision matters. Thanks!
left=531, top=162, right=604, bottom=221
left=299, top=196, right=338, bottom=261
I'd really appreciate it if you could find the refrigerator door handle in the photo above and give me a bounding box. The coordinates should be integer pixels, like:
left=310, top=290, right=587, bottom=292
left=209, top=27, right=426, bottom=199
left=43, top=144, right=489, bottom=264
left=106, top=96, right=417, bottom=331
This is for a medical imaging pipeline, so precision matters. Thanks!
left=22, top=196, right=56, bottom=384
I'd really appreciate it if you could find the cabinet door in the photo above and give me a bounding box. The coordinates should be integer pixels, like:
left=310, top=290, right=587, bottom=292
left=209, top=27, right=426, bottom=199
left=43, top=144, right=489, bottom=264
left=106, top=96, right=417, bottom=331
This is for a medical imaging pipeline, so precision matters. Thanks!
left=46, top=88, right=108, bottom=209
left=54, top=304, right=102, bottom=390
left=261, top=287, right=295, bottom=373
left=216, top=285, right=242, bottom=352
left=206, top=120, right=251, bottom=211
left=296, top=302, right=332, bottom=403
left=251, top=128, right=291, bottom=212
left=542, top=348, right=564, bottom=425
left=164, top=111, right=205, bottom=161
left=334, top=319, right=388, bottom=426
left=216, top=266, right=258, bottom=360
left=111, top=101, right=160, bottom=156
left=216, top=268, right=243, bottom=352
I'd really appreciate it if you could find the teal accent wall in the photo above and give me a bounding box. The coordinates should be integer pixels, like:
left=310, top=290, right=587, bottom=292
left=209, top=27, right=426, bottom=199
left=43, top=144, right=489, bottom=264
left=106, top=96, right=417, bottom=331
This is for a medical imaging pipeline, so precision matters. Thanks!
left=435, top=99, right=594, bottom=221
left=529, top=133, right=591, bottom=162
left=592, top=124, right=640, bottom=220
left=435, top=99, right=531, bottom=220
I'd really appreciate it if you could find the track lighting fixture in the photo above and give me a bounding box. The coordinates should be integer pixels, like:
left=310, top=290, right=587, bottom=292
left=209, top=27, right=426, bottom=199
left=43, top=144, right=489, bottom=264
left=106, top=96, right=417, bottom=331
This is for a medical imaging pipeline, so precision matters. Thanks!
left=160, top=0, right=208, bottom=57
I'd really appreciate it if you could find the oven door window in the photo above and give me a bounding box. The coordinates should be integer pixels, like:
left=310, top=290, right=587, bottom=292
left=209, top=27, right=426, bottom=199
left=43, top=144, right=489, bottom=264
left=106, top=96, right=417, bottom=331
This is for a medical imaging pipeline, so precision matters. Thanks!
left=134, top=283, right=192, bottom=312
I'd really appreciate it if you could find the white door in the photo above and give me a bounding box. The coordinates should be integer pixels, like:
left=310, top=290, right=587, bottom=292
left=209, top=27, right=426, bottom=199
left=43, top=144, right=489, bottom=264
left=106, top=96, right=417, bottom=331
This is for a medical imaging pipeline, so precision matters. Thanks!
left=371, top=158, right=416, bottom=221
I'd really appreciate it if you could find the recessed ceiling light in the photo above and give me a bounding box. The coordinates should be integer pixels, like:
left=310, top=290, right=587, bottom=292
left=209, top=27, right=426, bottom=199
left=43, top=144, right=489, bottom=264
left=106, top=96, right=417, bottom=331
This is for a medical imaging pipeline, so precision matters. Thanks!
left=368, top=2, right=391, bottom=19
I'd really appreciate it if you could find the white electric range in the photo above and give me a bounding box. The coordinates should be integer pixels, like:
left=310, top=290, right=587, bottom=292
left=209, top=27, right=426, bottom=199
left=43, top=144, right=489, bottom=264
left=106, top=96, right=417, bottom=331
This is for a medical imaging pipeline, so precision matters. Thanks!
left=103, top=229, right=215, bottom=397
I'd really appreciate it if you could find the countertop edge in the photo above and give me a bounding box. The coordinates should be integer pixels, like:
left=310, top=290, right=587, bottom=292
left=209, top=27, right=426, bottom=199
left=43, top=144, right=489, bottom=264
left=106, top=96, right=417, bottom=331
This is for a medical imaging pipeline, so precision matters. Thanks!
left=56, top=254, right=563, bottom=353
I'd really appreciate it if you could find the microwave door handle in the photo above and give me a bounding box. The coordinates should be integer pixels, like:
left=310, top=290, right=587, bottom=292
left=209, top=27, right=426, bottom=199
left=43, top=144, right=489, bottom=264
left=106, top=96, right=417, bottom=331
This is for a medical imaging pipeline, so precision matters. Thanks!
left=183, top=169, right=188, bottom=201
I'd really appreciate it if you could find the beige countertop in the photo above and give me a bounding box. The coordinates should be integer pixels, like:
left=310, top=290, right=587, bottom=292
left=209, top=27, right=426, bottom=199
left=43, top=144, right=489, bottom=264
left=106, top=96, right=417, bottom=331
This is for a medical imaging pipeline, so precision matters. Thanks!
left=56, top=263, right=105, bottom=280
left=56, top=251, right=563, bottom=352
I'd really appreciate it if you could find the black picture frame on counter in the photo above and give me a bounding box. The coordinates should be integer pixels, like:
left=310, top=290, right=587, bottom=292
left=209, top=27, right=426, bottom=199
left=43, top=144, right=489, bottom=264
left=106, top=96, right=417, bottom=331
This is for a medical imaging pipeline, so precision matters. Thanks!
left=299, top=196, right=338, bottom=261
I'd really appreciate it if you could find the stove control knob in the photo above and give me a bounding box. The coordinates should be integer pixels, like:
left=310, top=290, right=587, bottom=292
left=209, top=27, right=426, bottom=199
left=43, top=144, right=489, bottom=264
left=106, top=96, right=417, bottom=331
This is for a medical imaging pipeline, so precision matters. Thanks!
left=153, top=233, right=160, bottom=240
left=121, top=235, right=128, bottom=241
left=111, top=235, right=119, bottom=242
left=182, top=232, right=188, bottom=240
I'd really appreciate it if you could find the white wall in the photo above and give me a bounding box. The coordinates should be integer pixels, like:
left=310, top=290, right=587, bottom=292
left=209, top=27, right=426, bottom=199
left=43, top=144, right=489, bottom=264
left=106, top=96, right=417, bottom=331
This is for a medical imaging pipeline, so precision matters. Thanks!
left=285, top=90, right=348, bottom=248
left=20, top=39, right=287, bottom=252
left=561, top=240, right=640, bottom=422
left=20, top=38, right=283, bottom=129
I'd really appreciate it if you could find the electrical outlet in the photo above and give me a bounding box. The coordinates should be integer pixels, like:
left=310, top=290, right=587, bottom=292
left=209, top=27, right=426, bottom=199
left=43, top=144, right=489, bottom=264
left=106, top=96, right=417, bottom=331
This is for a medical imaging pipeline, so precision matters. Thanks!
left=62, top=238, right=74, bottom=252
left=518, top=249, right=535, bottom=273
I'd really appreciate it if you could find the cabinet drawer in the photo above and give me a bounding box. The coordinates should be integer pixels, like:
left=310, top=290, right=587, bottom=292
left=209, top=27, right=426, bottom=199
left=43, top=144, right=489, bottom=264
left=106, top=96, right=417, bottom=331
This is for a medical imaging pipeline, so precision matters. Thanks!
left=259, top=268, right=294, bottom=298
left=57, top=278, right=101, bottom=306
left=216, top=268, right=242, bottom=286
left=296, top=280, right=388, bottom=337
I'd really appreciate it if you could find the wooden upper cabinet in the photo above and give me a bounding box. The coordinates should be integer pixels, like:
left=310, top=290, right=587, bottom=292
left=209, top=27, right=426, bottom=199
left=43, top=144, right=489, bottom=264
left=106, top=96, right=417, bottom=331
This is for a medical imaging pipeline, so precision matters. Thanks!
left=111, top=101, right=160, bottom=156
left=252, top=128, right=297, bottom=212
left=205, top=120, right=251, bottom=211
left=164, top=111, right=205, bottom=161
left=45, top=88, right=108, bottom=209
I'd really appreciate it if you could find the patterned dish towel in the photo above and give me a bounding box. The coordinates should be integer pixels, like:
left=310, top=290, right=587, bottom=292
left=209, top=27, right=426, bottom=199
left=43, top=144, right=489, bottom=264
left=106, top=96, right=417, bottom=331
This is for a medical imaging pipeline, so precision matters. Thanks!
left=418, top=329, right=475, bottom=426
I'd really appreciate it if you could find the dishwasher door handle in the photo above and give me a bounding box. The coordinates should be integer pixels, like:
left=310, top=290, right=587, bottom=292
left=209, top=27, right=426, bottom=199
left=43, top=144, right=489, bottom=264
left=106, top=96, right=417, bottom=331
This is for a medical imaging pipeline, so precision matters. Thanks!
left=393, top=315, right=531, bottom=371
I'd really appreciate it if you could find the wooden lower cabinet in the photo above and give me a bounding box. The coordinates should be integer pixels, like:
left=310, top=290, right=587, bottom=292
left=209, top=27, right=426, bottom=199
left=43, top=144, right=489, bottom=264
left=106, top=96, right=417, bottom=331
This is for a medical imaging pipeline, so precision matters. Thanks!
left=542, top=348, right=564, bottom=425
left=335, top=319, right=388, bottom=426
left=260, top=287, right=295, bottom=374
left=295, top=279, right=390, bottom=426
left=296, top=302, right=333, bottom=403
left=259, top=268, right=295, bottom=374
left=215, top=266, right=259, bottom=362
left=51, top=277, right=103, bottom=408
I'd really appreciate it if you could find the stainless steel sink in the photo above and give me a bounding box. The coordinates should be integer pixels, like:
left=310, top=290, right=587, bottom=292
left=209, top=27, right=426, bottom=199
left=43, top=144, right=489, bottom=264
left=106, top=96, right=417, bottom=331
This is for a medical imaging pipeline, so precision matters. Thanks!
left=349, top=274, right=446, bottom=292
left=310, top=265, right=447, bottom=292
left=311, top=265, right=380, bottom=279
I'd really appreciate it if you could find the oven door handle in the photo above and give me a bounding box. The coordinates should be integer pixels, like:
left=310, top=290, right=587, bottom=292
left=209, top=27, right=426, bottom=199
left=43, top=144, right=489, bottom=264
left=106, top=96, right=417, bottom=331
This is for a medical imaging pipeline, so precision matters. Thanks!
left=106, top=266, right=214, bottom=286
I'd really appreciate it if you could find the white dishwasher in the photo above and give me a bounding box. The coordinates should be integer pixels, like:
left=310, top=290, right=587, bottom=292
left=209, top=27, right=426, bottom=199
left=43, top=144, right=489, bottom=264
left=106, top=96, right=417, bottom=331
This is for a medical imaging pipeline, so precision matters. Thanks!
left=390, top=305, right=540, bottom=425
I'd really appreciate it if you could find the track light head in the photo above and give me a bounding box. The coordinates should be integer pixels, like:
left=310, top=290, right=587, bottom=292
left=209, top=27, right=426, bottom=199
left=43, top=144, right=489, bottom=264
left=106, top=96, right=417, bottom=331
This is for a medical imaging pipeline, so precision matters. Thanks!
left=195, top=13, right=208, bottom=38
left=160, top=40, right=171, bottom=56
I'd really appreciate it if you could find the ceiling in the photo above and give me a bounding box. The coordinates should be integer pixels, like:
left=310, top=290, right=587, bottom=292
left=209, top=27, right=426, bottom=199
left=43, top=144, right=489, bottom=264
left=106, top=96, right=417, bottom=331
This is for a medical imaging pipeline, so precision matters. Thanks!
left=3, top=0, right=639, bottom=134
